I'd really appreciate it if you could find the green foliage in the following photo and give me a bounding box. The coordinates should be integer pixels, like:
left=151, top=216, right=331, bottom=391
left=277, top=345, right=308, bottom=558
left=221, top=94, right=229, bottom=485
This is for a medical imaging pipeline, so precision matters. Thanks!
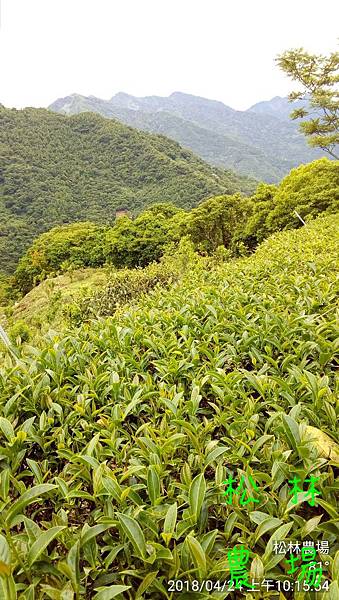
left=182, top=193, right=252, bottom=254
left=66, top=261, right=179, bottom=326
left=105, top=204, right=184, bottom=268
left=14, top=222, right=108, bottom=294
left=276, top=46, right=339, bottom=159
left=0, top=274, right=18, bottom=305
left=266, top=158, right=339, bottom=230
left=242, top=158, right=339, bottom=245
left=10, top=157, right=338, bottom=298
left=4, top=268, right=109, bottom=336
left=208, top=244, right=233, bottom=265
left=0, top=214, right=338, bottom=597
left=237, top=182, right=278, bottom=247
left=12, top=206, right=185, bottom=295
left=0, top=106, right=254, bottom=274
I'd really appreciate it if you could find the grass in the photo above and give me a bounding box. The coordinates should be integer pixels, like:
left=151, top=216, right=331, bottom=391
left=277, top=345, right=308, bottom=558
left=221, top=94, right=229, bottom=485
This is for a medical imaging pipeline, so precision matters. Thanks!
left=1, top=268, right=109, bottom=335
left=0, top=213, right=338, bottom=599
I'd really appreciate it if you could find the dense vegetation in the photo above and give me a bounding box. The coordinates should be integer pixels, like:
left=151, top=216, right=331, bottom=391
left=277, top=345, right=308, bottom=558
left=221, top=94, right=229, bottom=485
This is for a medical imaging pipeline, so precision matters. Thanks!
left=10, top=158, right=338, bottom=295
left=49, top=91, right=324, bottom=182
left=240, top=158, right=339, bottom=247
left=0, top=106, right=255, bottom=274
left=0, top=214, right=338, bottom=598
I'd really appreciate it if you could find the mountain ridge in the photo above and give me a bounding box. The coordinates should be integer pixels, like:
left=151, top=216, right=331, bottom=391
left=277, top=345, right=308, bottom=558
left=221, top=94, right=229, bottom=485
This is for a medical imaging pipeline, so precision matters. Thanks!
left=49, top=91, right=324, bottom=182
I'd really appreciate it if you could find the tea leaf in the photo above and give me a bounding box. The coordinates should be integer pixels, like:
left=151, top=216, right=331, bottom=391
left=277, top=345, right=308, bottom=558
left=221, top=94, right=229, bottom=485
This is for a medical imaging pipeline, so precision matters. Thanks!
left=135, top=571, right=158, bottom=598
left=117, top=513, right=147, bottom=559
left=27, top=526, right=66, bottom=566
left=93, top=585, right=131, bottom=600
left=0, top=535, right=11, bottom=577
left=5, top=484, right=57, bottom=527
left=162, top=502, right=177, bottom=545
left=282, top=414, right=300, bottom=451
left=189, top=473, right=206, bottom=521
left=147, top=466, right=160, bottom=505
left=0, top=418, right=15, bottom=442
left=186, top=535, right=207, bottom=577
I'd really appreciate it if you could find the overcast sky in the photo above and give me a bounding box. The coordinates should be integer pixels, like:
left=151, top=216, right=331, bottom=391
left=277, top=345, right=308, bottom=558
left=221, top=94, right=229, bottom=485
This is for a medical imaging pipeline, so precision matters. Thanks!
left=1, top=0, right=338, bottom=111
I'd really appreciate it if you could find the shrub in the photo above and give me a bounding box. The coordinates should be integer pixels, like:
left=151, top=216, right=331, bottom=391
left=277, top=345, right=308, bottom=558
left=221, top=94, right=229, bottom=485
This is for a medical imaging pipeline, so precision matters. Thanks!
left=14, top=222, right=108, bottom=294
left=65, top=242, right=194, bottom=325
left=181, top=193, right=252, bottom=254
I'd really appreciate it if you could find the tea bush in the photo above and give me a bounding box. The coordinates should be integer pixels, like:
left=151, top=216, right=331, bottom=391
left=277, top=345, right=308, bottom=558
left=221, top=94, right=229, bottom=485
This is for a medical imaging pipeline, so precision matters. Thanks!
left=0, top=214, right=338, bottom=599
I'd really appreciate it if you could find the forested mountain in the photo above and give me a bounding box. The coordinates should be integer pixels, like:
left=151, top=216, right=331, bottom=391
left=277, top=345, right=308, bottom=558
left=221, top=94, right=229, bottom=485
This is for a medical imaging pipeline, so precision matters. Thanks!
left=0, top=106, right=254, bottom=274
left=49, top=91, right=324, bottom=181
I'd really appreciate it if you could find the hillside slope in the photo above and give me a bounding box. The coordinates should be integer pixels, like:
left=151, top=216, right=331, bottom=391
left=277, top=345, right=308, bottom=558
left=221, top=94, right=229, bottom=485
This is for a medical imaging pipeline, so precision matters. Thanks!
left=0, top=214, right=338, bottom=597
left=3, top=268, right=109, bottom=333
left=49, top=91, right=325, bottom=181
left=0, top=106, right=254, bottom=273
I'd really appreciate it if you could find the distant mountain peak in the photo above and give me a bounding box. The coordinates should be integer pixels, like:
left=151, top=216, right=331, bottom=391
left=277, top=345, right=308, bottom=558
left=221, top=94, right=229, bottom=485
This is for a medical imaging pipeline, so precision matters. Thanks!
left=111, top=91, right=134, bottom=100
left=170, top=91, right=196, bottom=98
left=69, top=93, right=86, bottom=99
left=247, top=95, right=309, bottom=120
left=169, top=90, right=233, bottom=108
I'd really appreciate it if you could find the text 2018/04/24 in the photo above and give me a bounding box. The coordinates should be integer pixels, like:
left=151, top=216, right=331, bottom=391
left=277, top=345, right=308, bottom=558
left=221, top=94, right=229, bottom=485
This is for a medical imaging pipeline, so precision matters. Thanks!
left=166, top=579, right=330, bottom=593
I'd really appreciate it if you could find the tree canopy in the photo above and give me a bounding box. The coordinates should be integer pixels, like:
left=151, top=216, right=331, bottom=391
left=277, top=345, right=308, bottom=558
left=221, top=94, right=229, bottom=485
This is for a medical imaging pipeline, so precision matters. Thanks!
left=276, top=47, right=339, bottom=159
left=241, top=158, right=339, bottom=246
